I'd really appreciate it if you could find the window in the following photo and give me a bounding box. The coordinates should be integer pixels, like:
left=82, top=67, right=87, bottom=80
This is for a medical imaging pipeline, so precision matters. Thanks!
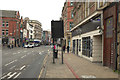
left=6, top=22, right=9, bottom=27
left=31, top=30, right=33, bottom=33
left=71, top=11, right=74, bottom=19
left=79, top=39, right=81, bottom=51
left=2, top=30, right=5, bottom=36
left=70, top=1, right=73, bottom=6
left=2, top=21, right=5, bottom=27
left=106, top=17, right=113, bottom=38
left=82, top=37, right=92, bottom=57
left=70, top=22, right=73, bottom=30
left=6, top=30, right=8, bottom=36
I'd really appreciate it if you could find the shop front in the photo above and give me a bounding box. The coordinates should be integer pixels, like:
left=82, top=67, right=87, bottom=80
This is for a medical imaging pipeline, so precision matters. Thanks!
left=72, top=12, right=103, bottom=62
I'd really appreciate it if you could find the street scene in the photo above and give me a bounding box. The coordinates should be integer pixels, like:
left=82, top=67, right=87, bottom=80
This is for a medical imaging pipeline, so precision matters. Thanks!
left=0, top=0, right=120, bottom=80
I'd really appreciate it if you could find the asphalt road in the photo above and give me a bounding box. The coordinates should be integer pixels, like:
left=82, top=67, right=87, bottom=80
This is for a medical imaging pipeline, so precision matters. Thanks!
left=1, top=45, right=52, bottom=80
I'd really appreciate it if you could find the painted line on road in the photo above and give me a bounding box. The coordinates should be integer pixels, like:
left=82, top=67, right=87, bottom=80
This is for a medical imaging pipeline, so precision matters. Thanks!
left=18, top=52, right=20, bottom=53
left=19, top=65, right=26, bottom=70
left=39, top=52, right=42, bottom=55
left=81, top=75, right=96, bottom=78
left=13, top=53, right=17, bottom=55
left=38, top=54, right=49, bottom=80
left=13, top=72, right=21, bottom=79
left=7, top=72, right=17, bottom=79
left=5, top=53, right=8, bottom=55
left=5, top=60, right=17, bottom=66
left=1, top=72, right=12, bottom=79
left=10, top=65, right=16, bottom=70
left=21, top=55, right=26, bottom=59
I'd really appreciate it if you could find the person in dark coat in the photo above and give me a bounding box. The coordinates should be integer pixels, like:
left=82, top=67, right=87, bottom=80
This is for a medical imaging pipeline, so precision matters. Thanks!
left=63, top=45, right=65, bottom=53
left=67, top=45, right=69, bottom=53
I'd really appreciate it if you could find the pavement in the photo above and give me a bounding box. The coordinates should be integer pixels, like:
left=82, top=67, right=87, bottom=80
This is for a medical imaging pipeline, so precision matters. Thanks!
left=43, top=47, right=119, bottom=80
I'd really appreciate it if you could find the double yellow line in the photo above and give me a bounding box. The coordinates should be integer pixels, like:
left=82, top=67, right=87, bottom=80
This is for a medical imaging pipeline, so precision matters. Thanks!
left=38, top=54, right=49, bottom=80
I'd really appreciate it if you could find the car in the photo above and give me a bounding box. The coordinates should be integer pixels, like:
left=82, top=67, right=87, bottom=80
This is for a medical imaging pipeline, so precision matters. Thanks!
left=24, top=43, right=34, bottom=48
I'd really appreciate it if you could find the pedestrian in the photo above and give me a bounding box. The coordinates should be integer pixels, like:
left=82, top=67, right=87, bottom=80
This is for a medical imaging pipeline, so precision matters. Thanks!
left=67, top=45, right=69, bottom=53
left=10, top=43, right=12, bottom=49
left=63, top=45, right=65, bottom=53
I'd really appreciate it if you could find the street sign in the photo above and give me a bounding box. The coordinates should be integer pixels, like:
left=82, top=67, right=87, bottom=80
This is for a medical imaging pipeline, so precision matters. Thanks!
left=51, top=20, right=64, bottom=38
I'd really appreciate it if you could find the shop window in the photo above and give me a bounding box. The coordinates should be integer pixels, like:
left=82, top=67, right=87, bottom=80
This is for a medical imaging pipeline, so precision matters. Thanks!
left=82, top=37, right=92, bottom=57
left=79, top=39, right=81, bottom=51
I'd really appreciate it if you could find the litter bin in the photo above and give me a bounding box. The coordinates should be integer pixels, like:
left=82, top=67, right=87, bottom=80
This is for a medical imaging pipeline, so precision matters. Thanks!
left=54, top=50, right=58, bottom=58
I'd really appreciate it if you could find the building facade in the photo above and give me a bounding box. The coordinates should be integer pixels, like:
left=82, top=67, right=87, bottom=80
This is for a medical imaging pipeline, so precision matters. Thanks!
left=28, top=20, right=42, bottom=40
left=0, top=10, right=21, bottom=47
left=42, top=30, right=51, bottom=45
left=69, top=1, right=120, bottom=70
left=103, top=2, right=120, bottom=70
left=62, top=0, right=74, bottom=50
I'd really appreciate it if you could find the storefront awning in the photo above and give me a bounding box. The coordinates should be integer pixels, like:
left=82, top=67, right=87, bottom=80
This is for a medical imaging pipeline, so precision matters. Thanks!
left=70, top=10, right=103, bottom=32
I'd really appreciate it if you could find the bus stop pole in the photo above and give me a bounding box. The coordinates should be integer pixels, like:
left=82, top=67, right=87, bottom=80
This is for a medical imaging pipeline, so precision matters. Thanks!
left=53, top=38, right=55, bottom=64
left=61, top=38, right=63, bottom=64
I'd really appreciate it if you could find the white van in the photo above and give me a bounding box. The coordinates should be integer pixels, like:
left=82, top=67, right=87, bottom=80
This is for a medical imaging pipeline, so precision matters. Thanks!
left=24, top=42, right=34, bottom=48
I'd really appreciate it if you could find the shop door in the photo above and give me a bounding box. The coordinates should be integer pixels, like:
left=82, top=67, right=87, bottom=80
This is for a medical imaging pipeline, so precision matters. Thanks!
left=104, top=17, right=114, bottom=68
left=73, top=40, right=75, bottom=54
left=76, top=39, right=78, bottom=55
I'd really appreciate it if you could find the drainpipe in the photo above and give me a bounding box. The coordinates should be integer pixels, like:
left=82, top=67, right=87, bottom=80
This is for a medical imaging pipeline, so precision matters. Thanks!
left=115, top=1, right=119, bottom=71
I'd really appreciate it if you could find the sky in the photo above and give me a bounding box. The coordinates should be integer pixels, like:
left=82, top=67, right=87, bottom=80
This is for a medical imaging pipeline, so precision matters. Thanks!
left=0, top=0, right=65, bottom=31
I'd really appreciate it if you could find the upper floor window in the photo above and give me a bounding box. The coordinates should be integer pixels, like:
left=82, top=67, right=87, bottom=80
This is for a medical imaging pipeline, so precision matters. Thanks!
left=71, top=11, right=74, bottom=19
left=70, top=1, right=73, bottom=6
left=2, top=21, right=5, bottom=27
left=6, top=22, right=9, bottom=27
left=2, top=30, right=5, bottom=36
left=6, top=30, right=9, bottom=36
left=70, top=22, right=73, bottom=30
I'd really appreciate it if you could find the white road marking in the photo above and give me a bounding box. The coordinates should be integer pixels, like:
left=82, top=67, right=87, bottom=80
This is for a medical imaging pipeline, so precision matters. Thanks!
left=13, top=53, right=16, bottom=55
left=13, top=72, right=21, bottom=79
left=81, top=75, right=96, bottom=78
left=21, top=55, right=26, bottom=59
left=39, top=52, right=42, bottom=55
left=24, top=51, right=27, bottom=52
left=19, top=65, right=26, bottom=70
left=1, top=72, right=12, bottom=79
left=7, top=72, right=17, bottom=79
left=10, top=65, right=16, bottom=70
left=27, top=53, right=30, bottom=55
left=5, top=60, right=17, bottom=66
left=18, top=52, right=20, bottom=53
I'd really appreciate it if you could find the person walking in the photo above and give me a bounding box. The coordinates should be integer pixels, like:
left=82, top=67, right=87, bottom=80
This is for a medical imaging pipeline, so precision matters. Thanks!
left=67, top=45, right=69, bottom=53
left=63, top=45, right=65, bottom=53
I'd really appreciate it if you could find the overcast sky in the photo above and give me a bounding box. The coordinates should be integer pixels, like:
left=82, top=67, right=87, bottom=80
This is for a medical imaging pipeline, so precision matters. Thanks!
left=0, top=0, right=65, bottom=31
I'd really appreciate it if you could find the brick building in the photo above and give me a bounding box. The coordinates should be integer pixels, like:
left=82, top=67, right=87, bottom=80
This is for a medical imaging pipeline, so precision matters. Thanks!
left=0, top=10, right=21, bottom=47
left=103, top=2, right=120, bottom=70
left=68, top=1, right=120, bottom=70
left=62, top=0, right=74, bottom=49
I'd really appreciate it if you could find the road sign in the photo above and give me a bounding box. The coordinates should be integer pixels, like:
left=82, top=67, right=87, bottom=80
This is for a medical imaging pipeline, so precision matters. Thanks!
left=51, top=20, right=64, bottom=38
